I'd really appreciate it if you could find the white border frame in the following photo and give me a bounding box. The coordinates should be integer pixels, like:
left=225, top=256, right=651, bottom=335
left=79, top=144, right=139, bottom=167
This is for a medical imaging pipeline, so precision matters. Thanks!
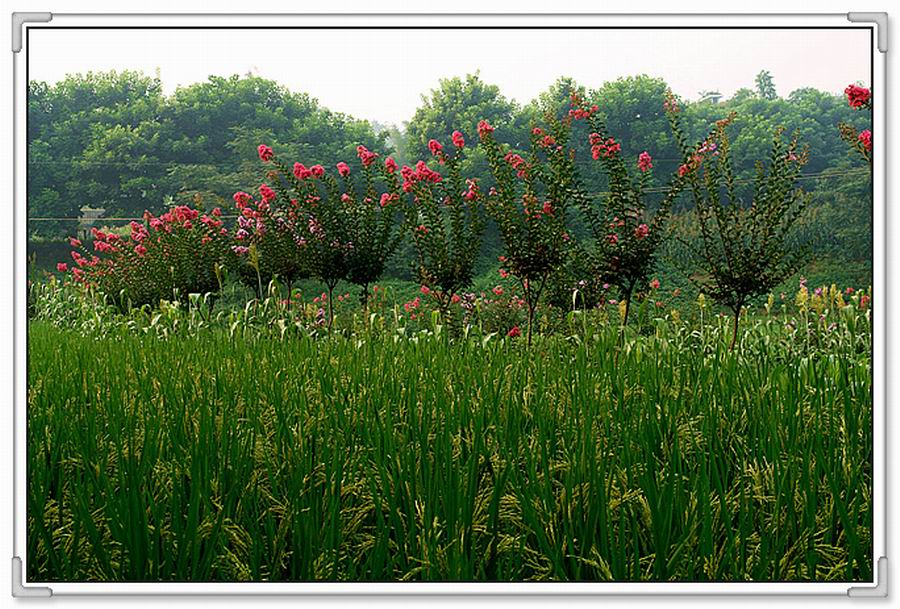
left=12, top=12, right=886, bottom=596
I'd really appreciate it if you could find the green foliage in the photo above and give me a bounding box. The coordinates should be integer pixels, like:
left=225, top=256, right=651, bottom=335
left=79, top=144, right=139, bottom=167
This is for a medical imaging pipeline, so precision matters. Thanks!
left=755, top=70, right=777, bottom=100
left=28, top=70, right=167, bottom=231
left=671, top=114, right=812, bottom=348
left=405, top=73, right=527, bottom=164
left=28, top=73, right=390, bottom=235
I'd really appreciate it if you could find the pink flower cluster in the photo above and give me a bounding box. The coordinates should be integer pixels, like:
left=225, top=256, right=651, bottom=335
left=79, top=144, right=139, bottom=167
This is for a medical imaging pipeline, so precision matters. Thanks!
left=637, top=151, right=653, bottom=172
left=400, top=161, right=443, bottom=192
left=677, top=140, right=716, bottom=177
left=259, top=184, right=276, bottom=204
left=379, top=192, right=400, bottom=207
left=858, top=129, right=872, bottom=152
left=451, top=131, right=465, bottom=148
left=292, top=162, right=325, bottom=180
left=531, top=127, right=557, bottom=148
left=258, top=144, right=274, bottom=162
left=477, top=120, right=494, bottom=139
left=356, top=145, right=379, bottom=167
left=504, top=152, right=529, bottom=178
left=464, top=178, right=480, bottom=201
left=569, top=101, right=599, bottom=120
left=589, top=133, right=621, bottom=160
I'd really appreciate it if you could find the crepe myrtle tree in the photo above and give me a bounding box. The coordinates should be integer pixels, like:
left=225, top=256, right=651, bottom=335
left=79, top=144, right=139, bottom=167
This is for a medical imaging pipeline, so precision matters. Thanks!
left=839, top=83, right=872, bottom=163
left=332, top=145, right=404, bottom=309
left=253, top=144, right=355, bottom=327
left=402, top=130, right=486, bottom=326
left=670, top=112, right=811, bottom=351
left=563, top=92, right=698, bottom=328
left=257, top=144, right=404, bottom=321
left=478, top=116, right=572, bottom=346
left=232, top=187, right=310, bottom=299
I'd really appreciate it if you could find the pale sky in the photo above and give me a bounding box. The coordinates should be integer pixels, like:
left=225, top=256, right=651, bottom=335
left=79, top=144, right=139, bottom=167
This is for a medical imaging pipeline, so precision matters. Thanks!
left=28, top=28, right=871, bottom=126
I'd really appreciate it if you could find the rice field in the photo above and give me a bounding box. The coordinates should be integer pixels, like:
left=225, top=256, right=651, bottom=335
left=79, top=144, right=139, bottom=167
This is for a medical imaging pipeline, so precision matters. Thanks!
left=26, top=308, right=872, bottom=582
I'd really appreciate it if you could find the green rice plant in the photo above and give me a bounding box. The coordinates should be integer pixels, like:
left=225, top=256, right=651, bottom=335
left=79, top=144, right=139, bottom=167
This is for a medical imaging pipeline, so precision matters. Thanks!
left=27, top=302, right=872, bottom=582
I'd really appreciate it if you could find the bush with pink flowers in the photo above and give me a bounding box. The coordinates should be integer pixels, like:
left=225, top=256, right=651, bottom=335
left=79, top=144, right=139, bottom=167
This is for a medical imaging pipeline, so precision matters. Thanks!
left=478, top=117, right=572, bottom=345
left=403, top=132, right=486, bottom=324
left=63, top=205, right=234, bottom=308
left=232, top=189, right=309, bottom=297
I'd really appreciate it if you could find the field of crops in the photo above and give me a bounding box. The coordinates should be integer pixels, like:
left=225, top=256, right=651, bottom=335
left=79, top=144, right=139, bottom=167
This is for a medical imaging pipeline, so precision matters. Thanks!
left=27, top=295, right=873, bottom=582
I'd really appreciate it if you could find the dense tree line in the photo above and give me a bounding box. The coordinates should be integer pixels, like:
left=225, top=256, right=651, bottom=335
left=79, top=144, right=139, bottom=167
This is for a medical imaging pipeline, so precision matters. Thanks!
left=28, top=69, right=872, bottom=281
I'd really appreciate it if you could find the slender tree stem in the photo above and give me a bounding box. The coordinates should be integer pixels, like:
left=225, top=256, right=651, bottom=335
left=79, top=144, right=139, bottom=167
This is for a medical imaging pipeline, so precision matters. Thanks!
left=729, top=304, right=742, bottom=352
left=526, top=303, right=535, bottom=347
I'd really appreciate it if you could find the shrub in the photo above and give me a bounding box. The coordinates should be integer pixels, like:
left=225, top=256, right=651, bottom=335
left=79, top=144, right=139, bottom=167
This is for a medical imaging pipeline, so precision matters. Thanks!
left=244, top=143, right=403, bottom=324
left=232, top=189, right=309, bottom=297
left=62, top=205, right=233, bottom=308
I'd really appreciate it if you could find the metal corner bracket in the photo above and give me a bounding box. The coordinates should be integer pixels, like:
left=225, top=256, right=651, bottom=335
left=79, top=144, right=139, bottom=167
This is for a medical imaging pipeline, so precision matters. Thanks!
left=12, top=557, right=52, bottom=597
left=848, top=556, right=888, bottom=597
left=11, top=12, right=52, bottom=53
left=848, top=12, right=888, bottom=52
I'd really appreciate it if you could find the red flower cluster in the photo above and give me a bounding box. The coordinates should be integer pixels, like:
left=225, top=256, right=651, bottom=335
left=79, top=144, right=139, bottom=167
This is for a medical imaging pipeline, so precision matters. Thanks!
left=259, top=184, right=277, bottom=203
left=504, top=152, right=529, bottom=178
left=356, top=145, right=379, bottom=167
left=477, top=120, right=495, bottom=139
left=858, top=129, right=872, bottom=152
left=336, top=162, right=351, bottom=177
left=567, top=93, right=600, bottom=120
left=258, top=144, right=274, bottom=162
left=293, top=162, right=314, bottom=180
left=679, top=137, right=723, bottom=176
left=464, top=178, right=480, bottom=201
left=400, top=161, right=443, bottom=192
left=637, top=151, right=653, bottom=172
left=589, top=133, right=621, bottom=159
left=451, top=130, right=465, bottom=148
left=379, top=192, right=399, bottom=207
left=384, top=157, right=398, bottom=173
left=844, top=84, right=871, bottom=109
